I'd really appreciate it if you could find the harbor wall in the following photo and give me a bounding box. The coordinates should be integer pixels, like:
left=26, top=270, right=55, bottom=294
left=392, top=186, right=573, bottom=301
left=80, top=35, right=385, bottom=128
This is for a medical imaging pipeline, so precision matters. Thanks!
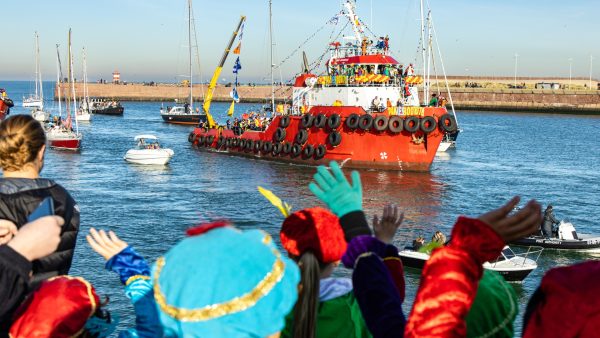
left=55, top=83, right=600, bottom=114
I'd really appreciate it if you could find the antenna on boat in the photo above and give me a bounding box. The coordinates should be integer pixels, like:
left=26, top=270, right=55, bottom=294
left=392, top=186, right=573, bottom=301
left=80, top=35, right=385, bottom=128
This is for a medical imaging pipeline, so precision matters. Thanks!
left=35, top=32, right=44, bottom=108
left=269, top=0, right=275, bottom=114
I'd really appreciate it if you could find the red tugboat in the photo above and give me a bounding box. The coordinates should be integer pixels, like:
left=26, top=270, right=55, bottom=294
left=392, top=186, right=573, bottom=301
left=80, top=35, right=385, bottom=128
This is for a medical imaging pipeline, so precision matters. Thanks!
left=0, top=89, right=14, bottom=121
left=188, top=1, right=457, bottom=171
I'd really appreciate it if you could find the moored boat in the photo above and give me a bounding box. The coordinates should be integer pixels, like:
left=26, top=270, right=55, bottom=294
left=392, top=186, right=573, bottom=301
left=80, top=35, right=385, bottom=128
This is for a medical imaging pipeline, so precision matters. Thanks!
left=45, top=126, right=82, bottom=151
left=89, top=99, right=124, bottom=116
left=511, top=221, right=600, bottom=253
left=124, top=135, right=174, bottom=165
left=187, top=1, right=457, bottom=171
left=399, top=246, right=542, bottom=282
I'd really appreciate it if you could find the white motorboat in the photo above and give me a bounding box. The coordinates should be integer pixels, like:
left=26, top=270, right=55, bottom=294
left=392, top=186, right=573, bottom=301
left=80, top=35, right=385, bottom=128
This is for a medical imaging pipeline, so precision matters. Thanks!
left=399, top=245, right=542, bottom=282
left=124, top=135, right=174, bottom=165
left=32, top=108, right=51, bottom=123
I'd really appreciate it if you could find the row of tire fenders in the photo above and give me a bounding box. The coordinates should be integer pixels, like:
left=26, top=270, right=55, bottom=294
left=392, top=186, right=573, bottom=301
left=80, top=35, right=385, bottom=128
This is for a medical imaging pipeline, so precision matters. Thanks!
left=189, top=112, right=458, bottom=160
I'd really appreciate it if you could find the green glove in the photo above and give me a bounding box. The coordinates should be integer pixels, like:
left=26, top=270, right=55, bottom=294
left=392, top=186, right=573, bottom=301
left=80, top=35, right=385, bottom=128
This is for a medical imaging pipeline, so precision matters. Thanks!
left=308, top=161, right=362, bottom=217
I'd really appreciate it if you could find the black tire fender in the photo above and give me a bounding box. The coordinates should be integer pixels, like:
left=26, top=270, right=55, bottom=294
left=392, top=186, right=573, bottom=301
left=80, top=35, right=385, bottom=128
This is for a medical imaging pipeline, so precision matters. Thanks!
left=327, top=131, right=342, bottom=147
left=438, top=113, right=458, bottom=133
left=420, top=116, right=437, bottom=134
left=262, top=141, right=273, bottom=153
left=388, top=115, right=404, bottom=133
left=314, top=144, right=327, bottom=159
left=345, top=113, right=360, bottom=129
left=245, top=139, right=254, bottom=152
left=313, top=113, right=327, bottom=128
left=253, top=140, right=263, bottom=152
left=231, top=138, right=239, bottom=147
left=188, top=132, right=194, bottom=143
left=300, top=114, right=314, bottom=129
left=303, top=144, right=315, bottom=158
left=326, top=114, right=341, bottom=130
left=282, top=142, right=292, bottom=154
left=404, top=116, right=420, bottom=133
left=272, top=143, right=283, bottom=156
left=291, top=143, right=302, bottom=157
left=358, top=114, right=374, bottom=130
left=238, top=138, right=246, bottom=149
left=279, top=115, right=291, bottom=128
left=206, top=135, right=215, bottom=146
left=273, top=128, right=287, bottom=142
left=295, top=129, right=309, bottom=144
left=373, top=115, right=389, bottom=132
left=198, top=135, right=206, bottom=146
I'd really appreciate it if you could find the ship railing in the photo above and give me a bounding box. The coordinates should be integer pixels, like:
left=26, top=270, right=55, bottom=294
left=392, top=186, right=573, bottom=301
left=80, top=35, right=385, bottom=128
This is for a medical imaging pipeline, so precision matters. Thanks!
left=330, top=45, right=391, bottom=58
left=488, top=246, right=544, bottom=267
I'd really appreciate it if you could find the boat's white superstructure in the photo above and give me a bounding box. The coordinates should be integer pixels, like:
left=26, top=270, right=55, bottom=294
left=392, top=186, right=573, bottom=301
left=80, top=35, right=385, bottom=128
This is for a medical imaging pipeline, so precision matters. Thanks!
left=124, top=135, right=174, bottom=165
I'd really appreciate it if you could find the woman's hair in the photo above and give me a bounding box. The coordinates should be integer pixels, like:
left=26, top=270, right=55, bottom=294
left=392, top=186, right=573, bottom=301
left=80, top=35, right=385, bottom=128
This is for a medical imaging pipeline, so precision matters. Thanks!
left=292, top=251, right=324, bottom=338
left=0, top=115, right=46, bottom=171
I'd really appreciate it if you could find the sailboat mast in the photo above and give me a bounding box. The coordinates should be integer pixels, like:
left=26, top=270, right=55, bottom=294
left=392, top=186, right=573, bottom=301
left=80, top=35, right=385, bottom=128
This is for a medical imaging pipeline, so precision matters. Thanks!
left=56, top=44, right=62, bottom=117
left=188, top=0, right=194, bottom=113
left=269, top=0, right=275, bottom=113
left=36, top=32, right=44, bottom=104
left=419, top=0, right=426, bottom=106
left=425, top=10, right=432, bottom=105
left=68, top=29, right=79, bottom=133
left=82, top=47, right=88, bottom=108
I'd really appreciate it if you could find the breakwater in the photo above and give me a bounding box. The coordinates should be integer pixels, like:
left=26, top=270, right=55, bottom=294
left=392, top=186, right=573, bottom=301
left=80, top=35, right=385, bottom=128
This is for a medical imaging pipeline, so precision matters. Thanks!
left=55, top=83, right=600, bottom=114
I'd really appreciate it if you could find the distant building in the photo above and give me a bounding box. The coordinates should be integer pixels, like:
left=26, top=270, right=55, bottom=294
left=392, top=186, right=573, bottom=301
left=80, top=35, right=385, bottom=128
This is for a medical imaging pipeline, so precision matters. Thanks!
left=113, top=70, right=121, bottom=84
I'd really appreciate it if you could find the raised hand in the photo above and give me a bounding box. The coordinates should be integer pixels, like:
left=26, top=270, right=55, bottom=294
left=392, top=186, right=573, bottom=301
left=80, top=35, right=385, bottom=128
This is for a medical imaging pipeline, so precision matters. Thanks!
left=478, top=196, right=542, bottom=243
left=7, top=216, right=64, bottom=261
left=373, top=204, right=405, bottom=244
left=308, top=161, right=362, bottom=217
left=0, top=220, right=18, bottom=245
left=86, top=228, right=128, bottom=261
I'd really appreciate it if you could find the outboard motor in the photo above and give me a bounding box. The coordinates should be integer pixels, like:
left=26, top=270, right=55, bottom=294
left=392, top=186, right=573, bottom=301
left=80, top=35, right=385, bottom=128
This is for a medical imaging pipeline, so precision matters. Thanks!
left=558, top=221, right=578, bottom=240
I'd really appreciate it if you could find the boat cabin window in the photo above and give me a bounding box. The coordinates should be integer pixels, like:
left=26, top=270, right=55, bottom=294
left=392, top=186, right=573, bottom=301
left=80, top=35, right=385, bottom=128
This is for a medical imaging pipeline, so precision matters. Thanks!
left=137, top=139, right=160, bottom=149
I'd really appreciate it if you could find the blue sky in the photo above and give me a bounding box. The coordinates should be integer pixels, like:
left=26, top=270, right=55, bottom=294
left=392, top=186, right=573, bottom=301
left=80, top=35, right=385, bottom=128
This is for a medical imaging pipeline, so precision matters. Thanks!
left=1, top=0, right=598, bottom=83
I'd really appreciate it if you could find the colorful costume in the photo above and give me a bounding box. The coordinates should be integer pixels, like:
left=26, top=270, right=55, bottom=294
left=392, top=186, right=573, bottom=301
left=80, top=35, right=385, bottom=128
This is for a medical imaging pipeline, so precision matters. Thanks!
left=405, top=216, right=505, bottom=337
left=153, top=223, right=300, bottom=337
left=280, top=207, right=372, bottom=338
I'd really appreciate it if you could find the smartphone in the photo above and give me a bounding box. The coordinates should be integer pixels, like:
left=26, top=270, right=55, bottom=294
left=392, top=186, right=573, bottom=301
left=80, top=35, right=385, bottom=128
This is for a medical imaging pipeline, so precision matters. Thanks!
left=27, top=197, right=55, bottom=223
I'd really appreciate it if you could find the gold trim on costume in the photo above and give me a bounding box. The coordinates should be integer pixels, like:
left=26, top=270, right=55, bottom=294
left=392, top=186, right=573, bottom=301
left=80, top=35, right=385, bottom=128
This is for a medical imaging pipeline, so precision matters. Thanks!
left=153, top=247, right=285, bottom=322
left=125, top=275, right=151, bottom=286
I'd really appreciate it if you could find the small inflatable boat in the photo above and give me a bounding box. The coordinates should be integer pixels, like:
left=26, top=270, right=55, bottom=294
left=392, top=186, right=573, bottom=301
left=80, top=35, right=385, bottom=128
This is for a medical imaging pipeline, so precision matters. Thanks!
left=511, top=221, right=600, bottom=253
left=399, top=245, right=542, bottom=282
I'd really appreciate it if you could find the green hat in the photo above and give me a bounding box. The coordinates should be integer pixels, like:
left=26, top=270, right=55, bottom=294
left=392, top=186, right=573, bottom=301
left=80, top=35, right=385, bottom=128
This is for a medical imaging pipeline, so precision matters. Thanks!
left=466, top=270, right=518, bottom=338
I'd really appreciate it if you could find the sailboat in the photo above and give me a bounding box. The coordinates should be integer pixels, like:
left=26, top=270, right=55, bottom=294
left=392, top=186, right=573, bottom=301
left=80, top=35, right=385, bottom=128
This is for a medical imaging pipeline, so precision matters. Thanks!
left=414, top=4, right=460, bottom=152
left=25, top=32, right=51, bottom=122
left=76, top=47, right=92, bottom=122
left=160, top=0, right=207, bottom=125
left=46, top=29, right=82, bottom=151
left=23, top=32, right=44, bottom=110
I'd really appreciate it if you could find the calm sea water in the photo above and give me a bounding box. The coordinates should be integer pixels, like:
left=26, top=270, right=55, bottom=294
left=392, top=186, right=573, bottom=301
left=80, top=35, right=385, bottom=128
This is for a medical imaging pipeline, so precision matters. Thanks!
left=2, top=81, right=600, bottom=333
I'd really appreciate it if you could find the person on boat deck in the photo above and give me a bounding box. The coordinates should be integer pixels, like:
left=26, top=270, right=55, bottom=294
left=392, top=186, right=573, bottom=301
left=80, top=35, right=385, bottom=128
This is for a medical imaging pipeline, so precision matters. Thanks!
left=226, top=119, right=231, bottom=129
left=412, top=236, right=425, bottom=250
left=429, top=93, right=439, bottom=107
left=386, top=98, right=392, bottom=110
left=542, top=205, right=559, bottom=238
left=371, top=97, right=380, bottom=111
left=184, top=103, right=190, bottom=114
left=439, top=95, right=448, bottom=107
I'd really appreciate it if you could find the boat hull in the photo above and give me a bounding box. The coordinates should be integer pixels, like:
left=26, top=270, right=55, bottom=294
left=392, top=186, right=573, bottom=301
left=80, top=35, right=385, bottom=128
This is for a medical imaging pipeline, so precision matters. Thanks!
left=92, top=106, right=124, bottom=115
left=124, top=149, right=173, bottom=165
left=76, top=113, right=92, bottom=122
left=511, top=236, right=600, bottom=252
left=48, top=138, right=81, bottom=150
left=399, top=250, right=535, bottom=282
left=188, top=106, right=454, bottom=171
left=162, top=113, right=207, bottom=125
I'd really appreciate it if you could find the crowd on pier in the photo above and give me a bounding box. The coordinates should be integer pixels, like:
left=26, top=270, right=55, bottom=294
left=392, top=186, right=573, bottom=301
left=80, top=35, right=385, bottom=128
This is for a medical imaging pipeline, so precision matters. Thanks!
left=1, top=114, right=600, bottom=337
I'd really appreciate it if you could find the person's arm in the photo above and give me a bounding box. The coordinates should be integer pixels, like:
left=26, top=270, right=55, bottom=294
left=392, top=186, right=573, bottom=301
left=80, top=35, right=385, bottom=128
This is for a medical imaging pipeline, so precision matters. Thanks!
left=308, top=161, right=371, bottom=241
left=87, top=229, right=163, bottom=337
left=405, top=197, right=542, bottom=338
left=0, top=217, right=63, bottom=326
left=0, top=245, right=32, bottom=323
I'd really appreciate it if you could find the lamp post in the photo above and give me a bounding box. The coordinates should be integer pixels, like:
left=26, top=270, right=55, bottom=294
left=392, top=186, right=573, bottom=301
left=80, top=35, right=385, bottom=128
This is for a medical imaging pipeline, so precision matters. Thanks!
left=514, top=53, right=519, bottom=88
left=568, top=58, right=572, bottom=89
left=589, top=55, right=594, bottom=91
